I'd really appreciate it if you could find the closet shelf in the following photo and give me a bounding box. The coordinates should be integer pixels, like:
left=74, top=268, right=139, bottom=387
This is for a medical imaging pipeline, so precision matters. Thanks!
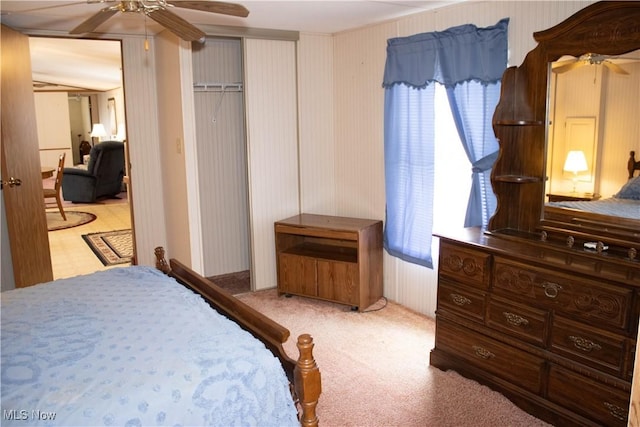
left=193, top=82, right=243, bottom=92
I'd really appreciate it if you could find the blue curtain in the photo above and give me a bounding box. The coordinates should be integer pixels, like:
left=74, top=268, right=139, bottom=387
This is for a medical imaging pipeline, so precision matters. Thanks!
left=383, top=84, right=436, bottom=267
left=383, top=18, right=508, bottom=268
left=446, top=83, right=501, bottom=227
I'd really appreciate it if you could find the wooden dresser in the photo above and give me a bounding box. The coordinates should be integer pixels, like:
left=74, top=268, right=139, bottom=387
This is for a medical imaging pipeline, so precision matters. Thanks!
left=428, top=2, right=640, bottom=425
left=274, top=214, right=383, bottom=311
left=431, top=228, right=640, bottom=426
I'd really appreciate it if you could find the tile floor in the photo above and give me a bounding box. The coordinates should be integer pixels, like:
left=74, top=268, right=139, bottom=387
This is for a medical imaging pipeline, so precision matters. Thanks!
left=47, top=202, right=132, bottom=280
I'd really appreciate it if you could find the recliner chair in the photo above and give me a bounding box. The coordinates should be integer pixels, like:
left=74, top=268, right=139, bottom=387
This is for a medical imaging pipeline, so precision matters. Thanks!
left=62, top=140, right=125, bottom=203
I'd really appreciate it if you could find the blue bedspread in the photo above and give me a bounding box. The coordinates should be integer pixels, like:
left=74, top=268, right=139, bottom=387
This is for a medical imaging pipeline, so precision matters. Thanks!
left=1, top=266, right=298, bottom=427
left=547, top=197, right=640, bottom=220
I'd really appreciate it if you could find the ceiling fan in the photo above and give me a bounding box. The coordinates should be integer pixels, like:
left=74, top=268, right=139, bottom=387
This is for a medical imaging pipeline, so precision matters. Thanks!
left=552, top=53, right=634, bottom=75
left=71, top=0, right=249, bottom=42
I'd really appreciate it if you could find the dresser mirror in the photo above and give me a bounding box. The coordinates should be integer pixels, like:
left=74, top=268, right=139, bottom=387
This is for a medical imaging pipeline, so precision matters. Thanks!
left=490, top=1, right=640, bottom=254
left=544, top=49, right=640, bottom=232
left=546, top=49, right=640, bottom=198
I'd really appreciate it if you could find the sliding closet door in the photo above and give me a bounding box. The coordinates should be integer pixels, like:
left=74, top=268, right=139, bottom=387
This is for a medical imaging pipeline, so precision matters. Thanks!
left=244, top=38, right=299, bottom=291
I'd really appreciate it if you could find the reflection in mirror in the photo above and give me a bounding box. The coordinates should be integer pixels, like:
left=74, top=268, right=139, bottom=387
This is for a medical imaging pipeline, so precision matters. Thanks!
left=545, top=49, right=640, bottom=221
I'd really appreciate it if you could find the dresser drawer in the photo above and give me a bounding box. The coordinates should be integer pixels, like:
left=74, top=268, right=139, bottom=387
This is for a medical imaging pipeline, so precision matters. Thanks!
left=486, top=296, right=549, bottom=347
left=493, top=258, right=632, bottom=330
left=547, top=364, right=629, bottom=426
left=439, top=243, right=491, bottom=289
left=551, top=315, right=626, bottom=377
left=437, top=280, right=486, bottom=322
left=435, top=318, right=544, bottom=393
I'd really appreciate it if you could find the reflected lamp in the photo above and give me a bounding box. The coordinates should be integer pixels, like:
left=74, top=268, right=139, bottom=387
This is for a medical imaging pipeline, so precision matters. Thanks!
left=563, top=150, right=588, bottom=193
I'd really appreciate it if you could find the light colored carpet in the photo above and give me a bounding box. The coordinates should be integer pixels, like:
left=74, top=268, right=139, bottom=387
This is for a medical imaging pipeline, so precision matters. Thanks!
left=82, top=229, right=133, bottom=266
left=236, top=290, right=551, bottom=427
left=46, top=210, right=96, bottom=231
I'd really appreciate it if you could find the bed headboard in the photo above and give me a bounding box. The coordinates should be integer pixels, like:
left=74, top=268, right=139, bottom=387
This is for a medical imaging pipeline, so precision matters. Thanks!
left=629, top=151, right=640, bottom=179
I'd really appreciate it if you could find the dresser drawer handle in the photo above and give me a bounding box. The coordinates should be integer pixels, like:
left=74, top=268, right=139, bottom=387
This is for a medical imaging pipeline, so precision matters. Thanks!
left=450, top=293, right=472, bottom=306
left=502, top=312, right=529, bottom=328
left=541, top=282, right=562, bottom=298
left=603, top=402, right=626, bottom=421
left=472, top=345, right=495, bottom=360
left=569, top=335, right=602, bottom=353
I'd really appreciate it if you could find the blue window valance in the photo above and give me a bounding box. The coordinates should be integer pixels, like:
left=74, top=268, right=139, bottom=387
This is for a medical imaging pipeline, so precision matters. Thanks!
left=383, top=18, right=509, bottom=89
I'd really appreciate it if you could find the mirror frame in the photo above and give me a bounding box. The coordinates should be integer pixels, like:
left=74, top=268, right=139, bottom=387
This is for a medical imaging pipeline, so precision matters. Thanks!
left=489, top=1, right=640, bottom=256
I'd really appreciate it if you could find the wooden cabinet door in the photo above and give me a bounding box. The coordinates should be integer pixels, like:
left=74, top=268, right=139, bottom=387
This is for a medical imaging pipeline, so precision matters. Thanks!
left=317, top=260, right=359, bottom=306
left=278, top=253, right=317, bottom=296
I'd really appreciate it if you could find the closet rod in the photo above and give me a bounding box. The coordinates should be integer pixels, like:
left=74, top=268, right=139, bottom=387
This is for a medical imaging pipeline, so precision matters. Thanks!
left=193, top=82, right=243, bottom=92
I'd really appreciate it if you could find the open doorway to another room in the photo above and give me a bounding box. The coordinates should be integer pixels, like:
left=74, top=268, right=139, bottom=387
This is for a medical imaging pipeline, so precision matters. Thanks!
left=30, top=37, right=134, bottom=279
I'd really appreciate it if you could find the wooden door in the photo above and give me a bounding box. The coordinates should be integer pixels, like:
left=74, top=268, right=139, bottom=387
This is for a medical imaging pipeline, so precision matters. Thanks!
left=1, top=24, right=53, bottom=287
left=317, top=260, right=359, bottom=306
left=278, top=253, right=317, bottom=296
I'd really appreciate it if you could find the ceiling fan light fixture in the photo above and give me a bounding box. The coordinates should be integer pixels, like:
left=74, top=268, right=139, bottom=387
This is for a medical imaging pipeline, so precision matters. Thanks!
left=118, top=1, right=167, bottom=13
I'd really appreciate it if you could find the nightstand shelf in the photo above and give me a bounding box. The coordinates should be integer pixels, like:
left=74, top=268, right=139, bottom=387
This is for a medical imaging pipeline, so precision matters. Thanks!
left=547, top=192, right=601, bottom=202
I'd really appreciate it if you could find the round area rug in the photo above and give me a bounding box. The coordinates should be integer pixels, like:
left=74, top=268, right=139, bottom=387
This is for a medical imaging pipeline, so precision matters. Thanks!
left=47, top=211, right=96, bottom=231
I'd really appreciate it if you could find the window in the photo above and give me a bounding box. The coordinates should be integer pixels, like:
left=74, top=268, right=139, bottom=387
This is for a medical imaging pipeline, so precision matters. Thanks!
left=382, top=19, right=508, bottom=268
left=433, top=85, right=470, bottom=235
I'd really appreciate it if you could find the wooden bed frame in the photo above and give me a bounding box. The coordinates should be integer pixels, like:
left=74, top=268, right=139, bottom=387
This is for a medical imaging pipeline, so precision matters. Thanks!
left=543, top=152, right=640, bottom=253
left=154, top=247, right=321, bottom=427
left=629, top=150, right=640, bottom=179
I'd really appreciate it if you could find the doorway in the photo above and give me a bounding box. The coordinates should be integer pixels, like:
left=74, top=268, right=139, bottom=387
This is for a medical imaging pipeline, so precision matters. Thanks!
left=30, top=36, right=135, bottom=279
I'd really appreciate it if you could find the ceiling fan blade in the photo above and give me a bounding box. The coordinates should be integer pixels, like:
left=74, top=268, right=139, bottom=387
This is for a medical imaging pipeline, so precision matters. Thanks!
left=552, top=61, right=583, bottom=74
left=148, top=8, right=206, bottom=42
left=603, top=61, right=629, bottom=75
left=171, top=1, right=249, bottom=17
left=70, top=8, right=118, bottom=34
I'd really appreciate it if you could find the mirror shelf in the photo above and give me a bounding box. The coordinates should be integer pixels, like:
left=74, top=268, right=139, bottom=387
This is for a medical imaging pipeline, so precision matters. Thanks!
left=489, top=1, right=640, bottom=257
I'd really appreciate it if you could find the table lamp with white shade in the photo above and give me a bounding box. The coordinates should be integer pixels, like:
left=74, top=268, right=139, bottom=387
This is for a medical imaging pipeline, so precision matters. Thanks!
left=90, top=123, right=107, bottom=145
left=563, top=150, right=588, bottom=193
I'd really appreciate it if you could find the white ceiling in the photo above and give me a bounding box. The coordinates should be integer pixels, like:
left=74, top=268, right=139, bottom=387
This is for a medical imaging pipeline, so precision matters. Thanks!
left=1, top=1, right=461, bottom=35
left=1, top=1, right=462, bottom=92
left=29, top=37, right=123, bottom=91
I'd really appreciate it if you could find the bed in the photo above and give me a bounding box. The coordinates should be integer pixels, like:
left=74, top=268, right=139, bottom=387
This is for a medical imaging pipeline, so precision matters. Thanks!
left=0, top=248, right=321, bottom=426
left=546, top=151, right=640, bottom=221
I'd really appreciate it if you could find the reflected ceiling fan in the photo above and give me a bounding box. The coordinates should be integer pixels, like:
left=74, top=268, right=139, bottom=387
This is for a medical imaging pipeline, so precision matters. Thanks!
left=552, top=53, right=633, bottom=75
left=71, top=0, right=249, bottom=42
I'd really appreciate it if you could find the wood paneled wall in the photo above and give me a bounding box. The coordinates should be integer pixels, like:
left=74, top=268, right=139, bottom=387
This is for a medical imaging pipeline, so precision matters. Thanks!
left=120, top=36, right=168, bottom=267
left=297, top=33, right=336, bottom=216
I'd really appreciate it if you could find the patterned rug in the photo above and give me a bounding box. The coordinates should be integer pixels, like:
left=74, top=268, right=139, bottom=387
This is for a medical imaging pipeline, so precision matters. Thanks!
left=82, top=229, right=133, bottom=266
left=47, top=211, right=96, bottom=231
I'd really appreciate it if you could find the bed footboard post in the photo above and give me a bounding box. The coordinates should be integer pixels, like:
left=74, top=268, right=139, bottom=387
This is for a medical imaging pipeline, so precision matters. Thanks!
left=154, top=246, right=170, bottom=274
left=295, top=334, right=321, bottom=427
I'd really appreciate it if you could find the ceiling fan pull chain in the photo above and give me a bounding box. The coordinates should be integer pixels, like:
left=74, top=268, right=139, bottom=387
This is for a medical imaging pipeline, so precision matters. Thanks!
left=144, top=14, right=150, bottom=51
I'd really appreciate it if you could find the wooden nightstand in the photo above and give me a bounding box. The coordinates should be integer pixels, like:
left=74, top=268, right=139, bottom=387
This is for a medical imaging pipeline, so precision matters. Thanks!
left=274, top=214, right=383, bottom=311
left=546, top=192, right=601, bottom=202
